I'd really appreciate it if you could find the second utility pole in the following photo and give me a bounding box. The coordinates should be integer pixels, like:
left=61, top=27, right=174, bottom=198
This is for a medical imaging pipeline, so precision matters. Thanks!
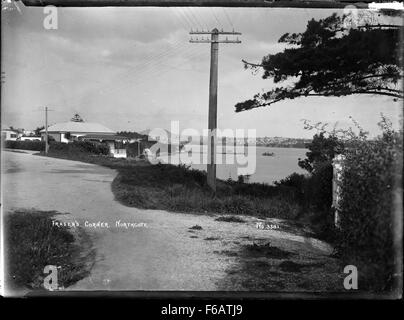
left=190, top=28, right=241, bottom=193
left=45, top=106, right=49, bottom=155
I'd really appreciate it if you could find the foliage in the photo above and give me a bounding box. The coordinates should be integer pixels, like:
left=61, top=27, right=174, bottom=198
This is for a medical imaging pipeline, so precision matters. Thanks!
left=298, top=131, right=344, bottom=173
left=5, top=140, right=45, bottom=151
left=275, top=162, right=333, bottom=210
left=335, top=116, right=402, bottom=292
left=49, top=141, right=109, bottom=155
left=304, top=162, right=334, bottom=212
left=275, top=172, right=306, bottom=190
left=235, top=13, right=402, bottom=112
left=34, top=126, right=45, bottom=136
left=117, top=131, right=149, bottom=140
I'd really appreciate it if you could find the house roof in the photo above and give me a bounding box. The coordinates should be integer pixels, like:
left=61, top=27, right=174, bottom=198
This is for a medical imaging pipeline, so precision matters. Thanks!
left=2, top=128, right=18, bottom=133
left=41, top=121, right=115, bottom=134
left=79, top=134, right=129, bottom=141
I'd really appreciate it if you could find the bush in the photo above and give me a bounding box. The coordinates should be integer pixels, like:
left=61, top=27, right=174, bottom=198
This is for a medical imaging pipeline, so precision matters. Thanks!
left=49, top=141, right=109, bottom=155
left=274, top=164, right=334, bottom=241
left=275, top=172, right=306, bottom=189
left=304, top=162, right=333, bottom=212
left=275, top=166, right=332, bottom=211
left=336, top=118, right=402, bottom=292
left=5, top=140, right=45, bottom=151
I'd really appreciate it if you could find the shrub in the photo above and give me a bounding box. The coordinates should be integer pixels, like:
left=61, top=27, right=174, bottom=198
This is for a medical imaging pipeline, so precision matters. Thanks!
left=275, top=166, right=333, bottom=213
left=49, top=141, right=109, bottom=155
left=336, top=118, right=402, bottom=292
left=5, top=140, right=45, bottom=151
left=298, top=131, right=344, bottom=173
left=275, top=172, right=306, bottom=189
left=304, top=162, right=333, bottom=212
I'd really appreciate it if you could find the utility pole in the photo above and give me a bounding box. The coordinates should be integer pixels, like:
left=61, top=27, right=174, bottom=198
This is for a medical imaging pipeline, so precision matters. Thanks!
left=45, top=106, right=49, bottom=155
left=190, top=28, right=241, bottom=193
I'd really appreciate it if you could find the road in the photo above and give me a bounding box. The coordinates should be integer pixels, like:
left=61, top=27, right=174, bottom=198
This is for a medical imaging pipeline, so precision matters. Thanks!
left=2, top=150, right=341, bottom=292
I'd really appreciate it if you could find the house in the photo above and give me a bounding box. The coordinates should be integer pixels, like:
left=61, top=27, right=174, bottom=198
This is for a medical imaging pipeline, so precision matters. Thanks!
left=1, top=128, right=20, bottom=141
left=41, top=121, right=116, bottom=143
left=40, top=119, right=128, bottom=158
left=78, top=134, right=129, bottom=158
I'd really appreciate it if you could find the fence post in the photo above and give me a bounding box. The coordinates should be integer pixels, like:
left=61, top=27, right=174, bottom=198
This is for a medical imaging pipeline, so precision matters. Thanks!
left=332, top=154, right=345, bottom=228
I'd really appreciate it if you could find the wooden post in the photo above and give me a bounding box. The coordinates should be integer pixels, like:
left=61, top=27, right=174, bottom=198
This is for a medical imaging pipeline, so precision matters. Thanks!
left=189, top=28, right=241, bottom=193
left=207, top=28, right=219, bottom=193
left=45, top=106, right=49, bottom=155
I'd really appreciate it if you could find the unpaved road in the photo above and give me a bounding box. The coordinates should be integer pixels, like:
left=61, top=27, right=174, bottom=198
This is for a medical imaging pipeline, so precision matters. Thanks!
left=2, top=150, right=342, bottom=292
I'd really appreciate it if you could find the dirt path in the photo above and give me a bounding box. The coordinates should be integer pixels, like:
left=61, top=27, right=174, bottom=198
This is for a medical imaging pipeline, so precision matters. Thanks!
left=2, top=150, right=343, bottom=291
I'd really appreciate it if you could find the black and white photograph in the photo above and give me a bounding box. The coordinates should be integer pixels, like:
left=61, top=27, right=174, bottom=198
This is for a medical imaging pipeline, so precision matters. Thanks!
left=0, top=0, right=402, bottom=301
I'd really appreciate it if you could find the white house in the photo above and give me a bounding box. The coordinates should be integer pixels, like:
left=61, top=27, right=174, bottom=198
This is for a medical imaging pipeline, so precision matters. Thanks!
left=41, top=121, right=116, bottom=143
left=1, top=128, right=19, bottom=141
left=40, top=120, right=128, bottom=158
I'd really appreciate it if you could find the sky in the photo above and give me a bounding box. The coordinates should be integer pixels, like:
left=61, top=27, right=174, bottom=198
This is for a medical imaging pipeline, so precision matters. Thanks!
left=1, top=4, right=402, bottom=138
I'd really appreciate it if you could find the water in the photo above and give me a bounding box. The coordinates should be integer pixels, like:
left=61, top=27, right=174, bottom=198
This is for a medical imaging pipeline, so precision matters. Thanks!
left=157, top=146, right=308, bottom=185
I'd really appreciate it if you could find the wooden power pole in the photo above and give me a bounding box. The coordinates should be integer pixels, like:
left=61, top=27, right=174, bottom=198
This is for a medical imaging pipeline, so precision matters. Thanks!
left=190, top=28, right=241, bottom=193
left=45, top=106, right=49, bottom=155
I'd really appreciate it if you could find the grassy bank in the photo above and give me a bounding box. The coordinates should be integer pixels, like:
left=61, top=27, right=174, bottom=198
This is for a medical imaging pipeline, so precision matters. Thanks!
left=112, top=163, right=301, bottom=219
left=4, top=209, right=95, bottom=290
left=39, top=149, right=301, bottom=220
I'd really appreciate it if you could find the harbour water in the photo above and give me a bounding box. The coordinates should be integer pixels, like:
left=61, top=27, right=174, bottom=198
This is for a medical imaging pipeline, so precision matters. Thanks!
left=157, top=146, right=308, bottom=185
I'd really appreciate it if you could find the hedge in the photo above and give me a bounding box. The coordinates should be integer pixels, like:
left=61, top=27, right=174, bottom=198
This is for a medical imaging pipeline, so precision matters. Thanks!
left=336, top=124, right=402, bottom=292
left=49, top=141, right=110, bottom=155
left=4, top=140, right=45, bottom=151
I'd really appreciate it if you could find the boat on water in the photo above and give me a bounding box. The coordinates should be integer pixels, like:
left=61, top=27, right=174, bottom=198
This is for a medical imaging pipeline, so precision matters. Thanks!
left=262, top=152, right=275, bottom=156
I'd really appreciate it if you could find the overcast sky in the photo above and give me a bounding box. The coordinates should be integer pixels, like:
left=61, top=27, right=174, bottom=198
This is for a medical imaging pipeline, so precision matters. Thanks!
left=2, top=4, right=402, bottom=138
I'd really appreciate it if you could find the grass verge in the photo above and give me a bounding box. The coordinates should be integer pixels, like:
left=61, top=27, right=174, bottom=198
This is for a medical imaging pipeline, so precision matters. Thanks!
left=4, top=209, right=95, bottom=290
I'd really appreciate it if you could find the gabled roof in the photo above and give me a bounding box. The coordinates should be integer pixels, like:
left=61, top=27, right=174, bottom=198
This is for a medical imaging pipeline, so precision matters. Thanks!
left=41, top=121, right=115, bottom=134
left=79, top=134, right=129, bottom=141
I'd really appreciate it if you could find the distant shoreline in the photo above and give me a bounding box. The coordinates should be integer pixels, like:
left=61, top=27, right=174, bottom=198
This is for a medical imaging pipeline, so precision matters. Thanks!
left=183, top=143, right=309, bottom=149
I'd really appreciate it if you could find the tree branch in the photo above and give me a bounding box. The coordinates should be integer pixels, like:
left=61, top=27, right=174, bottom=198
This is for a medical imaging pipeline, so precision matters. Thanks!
left=236, top=89, right=402, bottom=112
left=242, top=59, right=264, bottom=68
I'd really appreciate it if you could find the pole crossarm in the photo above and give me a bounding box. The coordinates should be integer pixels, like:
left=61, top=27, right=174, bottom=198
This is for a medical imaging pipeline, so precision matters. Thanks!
left=190, top=30, right=242, bottom=35
left=190, top=39, right=241, bottom=43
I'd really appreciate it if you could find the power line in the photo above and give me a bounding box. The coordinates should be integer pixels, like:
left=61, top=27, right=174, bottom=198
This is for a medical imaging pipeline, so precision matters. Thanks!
left=177, top=8, right=194, bottom=30
left=222, top=8, right=235, bottom=29
left=187, top=7, right=208, bottom=31
left=104, top=44, right=206, bottom=93
left=63, top=40, right=189, bottom=105
left=92, top=43, right=201, bottom=98
left=193, top=7, right=212, bottom=31
left=169, top=7, right=189, bottom=30
left=210, top=8, right=223, bottom=30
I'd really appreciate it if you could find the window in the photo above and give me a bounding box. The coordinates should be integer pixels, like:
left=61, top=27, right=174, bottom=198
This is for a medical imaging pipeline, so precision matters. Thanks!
left=10, top=134, right=17, bottom=138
